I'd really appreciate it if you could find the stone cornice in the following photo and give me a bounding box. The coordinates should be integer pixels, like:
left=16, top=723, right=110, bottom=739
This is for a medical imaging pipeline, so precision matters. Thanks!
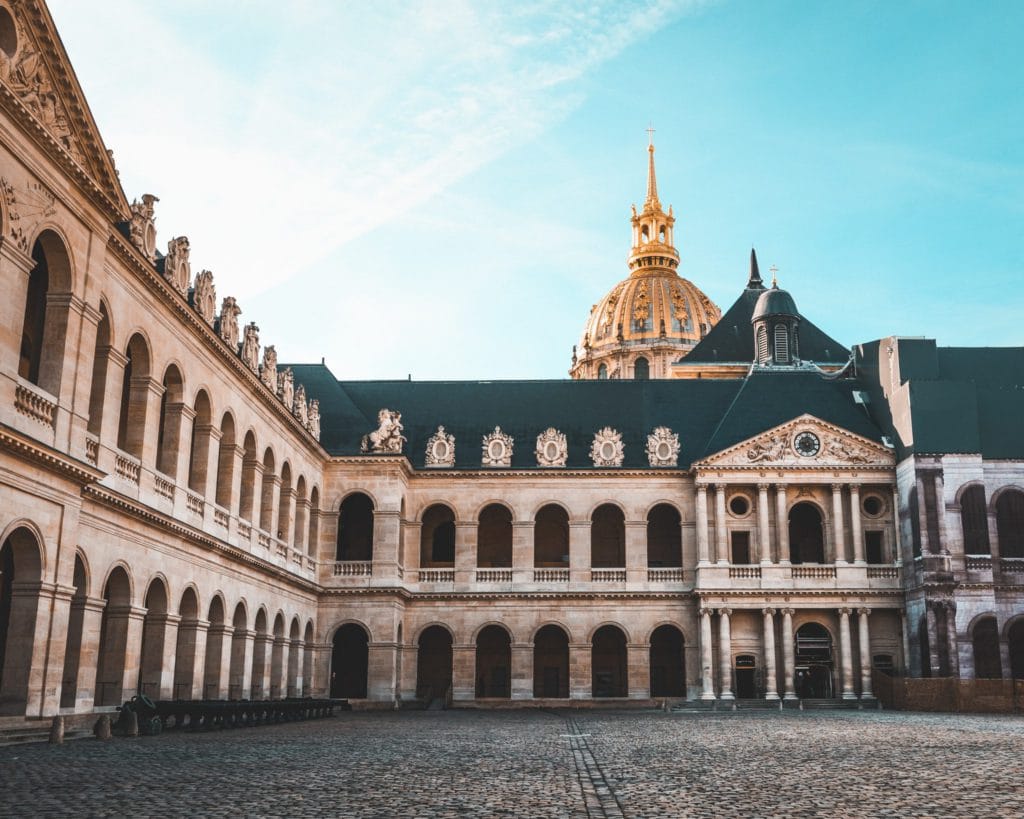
left=328, top=456, right=691, bottom=480
left=0, top=422, right=103, bottom=485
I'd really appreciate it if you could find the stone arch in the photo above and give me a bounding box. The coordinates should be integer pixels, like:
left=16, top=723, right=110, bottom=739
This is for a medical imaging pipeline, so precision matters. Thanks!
left=156, top=363, right=184, bottom=477
left=60, top=551, right=90, bottom=708
left=330, top=621, right=369, bottom=698
left=533, top=623, right=570, bottom=698
left=116, top=332, right=152, bottom=457
left=259, top=447, right=277, bottom=533
left=649, top=623, right=685, bottom=697
left=647, top=502, right=682, bottom=567
left=534, top=503, right=569, bottom=568
left=95, top=564, right=133, bottom=705
left=250, top=607, right=270, bottom=699
left=591, top=503, right=625, bottom=568
left=228, top=601, right=249, bottom=698
left=530, top=499, right=572, bottom=520
left=591, top=624, right=628, bottom=697
left=995, top=487, right=1024, bottom=558
left=412, top=621, right=456, bottom=644
left=477, top=502, right=512, bottom=568
left=789, top=501, right=826, bottom=564
left=202, top=594, right=227, bottom=698
left=293, top=475, right=308, bottom=552
left=472, top=498, right=516, bottom=520
left=969, top=614, right=1002, bottom=679
left=287, top=616, right=302, bottom=696
left=794, top=620, right=835, bottom=698
left=270, top=612, right=286, bottom=698
left=215, top=411, right=237, bottom=510
left=416, top=624, right=453, bottom=703
left=307, top=485, right=320, bottom=558
left=337, top=491, right=375, bottom=561
left=277, top=462, right=294, bottom=544
left=188, top=389, right=214, bottom=494
left=958, top=483, right=990, bottom=555
left=0, top=526, right=45, bottom=714
left=475, top=624, right=511, bottom=698
left=19, top=228, right=74, bottom=395
left=86, top=300, right=113, bottom=436
left=239, top=430, right=259, bottom=523
left=420, top=503, right=456, bottom=567
left=139, top=576, right=170, bottom=698
left=302, top=620, right=315, bottom=696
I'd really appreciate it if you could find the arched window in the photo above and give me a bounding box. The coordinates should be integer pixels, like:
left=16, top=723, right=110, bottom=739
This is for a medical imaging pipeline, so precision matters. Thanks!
left=756, top=325, right=769, bottom=363
left=277, top=463, right=293, bottom=542
left=597, top=364, right=608, bottom=380
left=187, top=390, right=213, bottom=493
left=591, top=504, right=625, bottom=568
left=533, top=625, right=569, bottom=698
left=534, top=504, right=569, bottom=567
left=156, top=365, right=184, bottom=477
left=592, top=625, right=628, bottom=697
left=972, top=617, right=1001, bottom=679
left=959, top=485, right=989, bottom=554
left=259, top=448, right=276, bottom=533
left=215, top=413, right=236, bottom=509
left=634, top=357, right=650, bottom=380
left=293, top=476, right=308, bottom=550
left=789, top=502, right=824, bottom=564
left=420, top=504, right=455, bottom=566
left=239, top=432, right=258, bottom=523
left=308, top=486, right=320, bottom=558
left=331, top=623, right=369, bottom=698
left=116, top=334, right=151, bottom=457
left=477, top=504, right=512, bottom=568
left=337, top=492, right=374, bottom=561
left=773, top=324, right=790, bottom=363
left=86, top=303, right=111, bottom=435
left=996, top=489, right=1024, bottom=558
left=647, top=504, right=681, bottom=567
left=20, top=233, right=72, bottom=394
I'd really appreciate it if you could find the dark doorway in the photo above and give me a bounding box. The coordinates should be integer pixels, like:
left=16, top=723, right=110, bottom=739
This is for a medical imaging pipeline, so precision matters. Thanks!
left=416, top=626, right=453, bottom=702
left=795, top=623, right=833, bottom=698
left=789, top=503, right=825, bottom=564
left=475, top=625, right=511, bottom=698
left=649, top=625, right=685, bottom=697
left=421, top=505, right=455, bottom=566
left=337, top=493, right=374, bottom=561
left=533, top=625, right=569, bottom=698
left=592, top=626, right=627, bottom=697
left=972, top=617, right=1002, bottom=679
left=331, top=623, right=369, bottom=698
left=646, top=505, right=681, bottom=567
left=1009, top=621, right=1024, bottom=680
left=730, top=531, right=751, bottom=564
left=735, top=654, right=757, bottom=699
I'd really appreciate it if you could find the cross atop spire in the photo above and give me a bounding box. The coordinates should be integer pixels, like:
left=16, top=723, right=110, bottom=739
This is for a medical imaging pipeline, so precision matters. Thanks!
left=645, top=125, right=659, bottom=207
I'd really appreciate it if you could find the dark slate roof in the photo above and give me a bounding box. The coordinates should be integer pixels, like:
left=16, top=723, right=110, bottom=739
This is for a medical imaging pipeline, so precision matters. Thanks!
left=288, top=362, right=886, bottom=469
left=701, top=369, right=885, bottom=458
left=680, top=288, right=849, bottom=365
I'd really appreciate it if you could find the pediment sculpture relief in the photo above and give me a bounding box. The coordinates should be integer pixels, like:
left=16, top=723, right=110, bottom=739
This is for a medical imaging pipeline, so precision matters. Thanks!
left=308, top=399, right=321, bottom=442
left=646, top=426, right=680, bottom=467
left=591, top=427, right=624, bottom=467
left=260, top=345, right=278, bottom=394
left=425, top=426, right=456, bottom=467
left=293, top=384, right=308, bottom=427
left=536, top=427, right=567, bottom=467
left=129, top=194, right=158, bottom=262
left=277, top=367, right=294, bottom=411
left=361, top=408, right=406, bottom=454
left=482, top=427, right=513, bottom=467
left=241, top=322, right=260, bottom=374
left=191, top=270, right=216, bottom=326
left=163, top=236, right=190, bottom=297
left=217, top=296, right=241, bottom=351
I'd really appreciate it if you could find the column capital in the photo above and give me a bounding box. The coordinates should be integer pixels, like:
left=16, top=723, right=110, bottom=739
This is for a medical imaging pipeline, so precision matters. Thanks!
left=714, top=483, right=728, bottom=492
left=696, top=484, right=708, bottom=495
left=774, top=483, right=787, bottom=493
left=718, top=607, right=732, bottom=617
left=699, top=607, right=715, bottom=618
left=857, top=607, right=871, bottom=617
left=762, top=607, right=776, bottom=617
left=849, top=483, right=861, bottom=493
left=831, top=482, right=844, bottom=492
left=837, top=606, right=852, bottom=617
left=780, top=607, right=795, bottom=617
left=757, top=483, right=770, bottom=492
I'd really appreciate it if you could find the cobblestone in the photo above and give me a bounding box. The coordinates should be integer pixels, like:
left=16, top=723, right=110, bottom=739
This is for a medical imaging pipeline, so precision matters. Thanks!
left=1, top=710, right=1022, bottom=817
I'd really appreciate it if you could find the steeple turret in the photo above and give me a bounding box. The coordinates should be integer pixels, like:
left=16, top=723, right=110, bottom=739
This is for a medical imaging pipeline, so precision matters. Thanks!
left=747, top=248, right=765, bottom=290
left=628, top=130, right=679, bottom=277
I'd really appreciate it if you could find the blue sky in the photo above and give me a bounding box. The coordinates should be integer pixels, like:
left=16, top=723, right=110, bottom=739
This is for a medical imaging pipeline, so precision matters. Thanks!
left=51, top=0, right=1023, bottom=379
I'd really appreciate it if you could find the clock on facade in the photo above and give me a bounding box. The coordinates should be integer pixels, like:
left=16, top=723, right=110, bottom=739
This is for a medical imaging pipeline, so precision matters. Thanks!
left=794, top=431, right=821, bottom=457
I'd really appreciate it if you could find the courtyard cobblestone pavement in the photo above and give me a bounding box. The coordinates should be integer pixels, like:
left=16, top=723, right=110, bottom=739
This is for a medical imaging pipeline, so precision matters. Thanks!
left=1, top=709, right=1023, bottom=818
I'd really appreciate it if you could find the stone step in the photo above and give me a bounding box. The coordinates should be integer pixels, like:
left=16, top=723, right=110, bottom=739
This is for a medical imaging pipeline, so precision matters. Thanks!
left=0, top=728, right=91, bottom=746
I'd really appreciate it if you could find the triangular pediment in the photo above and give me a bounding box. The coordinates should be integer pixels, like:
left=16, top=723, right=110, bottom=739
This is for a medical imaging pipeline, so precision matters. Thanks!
left=0, top=1, right=128, bottom=219
left=698, top=414, right=894, bottom=469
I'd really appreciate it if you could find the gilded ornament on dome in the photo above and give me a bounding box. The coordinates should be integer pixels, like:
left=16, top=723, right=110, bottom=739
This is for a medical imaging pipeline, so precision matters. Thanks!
left=425, top=426, right=456, bottom=467
left=671, top=285, right=689, bottom=324
left=535, top=427, right=568, bottom=467
left=590, top=427, right=624, bottom=468
left=633, top=280, right=650, bottom=322
left=481, top=427, right=513, bottom=467
left=646, top=427, right=680, bottom=467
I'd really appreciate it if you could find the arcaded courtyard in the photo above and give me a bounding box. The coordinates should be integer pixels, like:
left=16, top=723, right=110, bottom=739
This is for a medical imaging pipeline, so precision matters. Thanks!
left=1, top=710, right=1022, bottom=818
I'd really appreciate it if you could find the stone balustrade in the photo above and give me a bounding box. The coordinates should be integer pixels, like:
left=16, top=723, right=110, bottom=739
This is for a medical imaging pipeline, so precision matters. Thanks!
left=14, top=382, right=57, bottom=428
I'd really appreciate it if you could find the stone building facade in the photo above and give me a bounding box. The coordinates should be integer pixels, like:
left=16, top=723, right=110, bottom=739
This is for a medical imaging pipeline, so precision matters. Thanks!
left=0, top=0, right=1021, bottom=719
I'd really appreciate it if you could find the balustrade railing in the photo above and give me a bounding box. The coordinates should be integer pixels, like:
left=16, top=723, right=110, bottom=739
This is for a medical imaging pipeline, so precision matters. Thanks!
left=728, top=566, right=762, bottom=579
left=257, top=531, right=271, bottom=549
left=591, top=568, right=626, bottom=582
left=476, top=569, right=512, bottom=583
left=866, top=566, right=899, bottom=579
left=14, top=382, right=56, bottom=428
left=648, top=567, right=683, bottom=582
left=419, top=568, right=455, bottom=583
left=965, top=556, right=992, bottom=571
left=238, top=519, right=252, bottom=539
left=1001, top=558, right=1024, bottom=574
left=115, top=451, right=141, bottom=484
left=533, top=568, right=569, bottom=583
left=791, top=565, right=836, bottom=579
left=332, top=560, right=372, bottom=577
left=213, top=507, right=230, bottom=528
left=154, top=474, right=175, bottom=501
left=186, top=491, right=204, bottom=516
left=85, top=433, right=99, bottom=465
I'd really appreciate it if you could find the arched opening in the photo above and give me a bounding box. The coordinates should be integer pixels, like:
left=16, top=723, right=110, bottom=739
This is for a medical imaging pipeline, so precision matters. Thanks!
left=591, top=504, right=625, bottom=568
left=156, top=365, right=184, bottom=477
left=597, top=364, right=608, bottom=380
left=86, top=303, right=111, bottom=435
left=287, top=618, right=301, bottom=696
left=789, top=503, right=825, bottom=564
left=592, top=625, right=627, bottom=697
left=303, top=622, right=315, bottom=696
left=918, top=616, right=931, bottom=678
left=533, top=625, right=569, bottom=698
left=239, top=432, right=258, bottom=523
left=996, top=489, right=1024, bottom=558
left=96, top=566, right=132, bottom=706
left=337, top=493, right=374, bottom=561
left=1009, top=620, right=1024, bottom=679
left=475, top=625, right=511, bottom=698
left=215, top=413, right=237, bottom=511
left=649, top=624, right=685, bottom=697
left=188, top=390, right=214, bottom=494
left=116, top=334, right=151, bottom=457
left=228, top=603, right=248, bottom=699
left=960, top=485, right=990, bottom=554
left=138, top=578, right=169, bottom=698
left=20, top=232, right=72, bottom=394
left=60, top=553, right=88, bottom=708
left=203, top=596, right=226, bottom=699
left=293, top=477, right=307, bottom=552
left=270, top=614, right=285, bottom=698
left=909, top=486, right=922, bottom=558
left=416, top=626, right=452, bottom=703
left=756, top=325, right=769, bottom=363
left=250, top=608, right=269, bottom=699
left=535, top=504, right=569, bottom=567
left=972, top=617, right=1002, bottom=679
left=308, top=487, right=320, bottom=558
left=259, top=449, right=276, bottom=533
left=794, top=623, right=833, bottom=698
left=173, top=588, right=200, bottom=699
left=420, top=504, right=455, bottom=567
left=477, top=504, right=512, bottom=567
left=773, top=324, right=790, bottom=363
left=647, top=504, right=681, bottom=567
left=277, top=463, right=293, bottom=543
left=634, top=357, right=649, bottom=380
left=0, top=528, right=43, bottom=714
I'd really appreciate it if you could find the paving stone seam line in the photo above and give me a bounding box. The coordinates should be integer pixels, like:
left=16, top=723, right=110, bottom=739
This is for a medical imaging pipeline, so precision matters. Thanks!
left=566, top=716, right=626, bottom=819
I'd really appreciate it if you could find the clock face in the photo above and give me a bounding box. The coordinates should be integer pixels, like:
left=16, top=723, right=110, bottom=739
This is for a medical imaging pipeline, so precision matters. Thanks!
left=794, top=431, right=821, bottom=457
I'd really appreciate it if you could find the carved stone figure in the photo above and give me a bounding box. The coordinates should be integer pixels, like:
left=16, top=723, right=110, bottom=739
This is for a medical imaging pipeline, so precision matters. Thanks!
left=646, top=426, right=680, bottom=467
left=277, top=367, right=294, bottom=411
left=163, top=236, right=190, bottom=297
left=191, top=269, right=216, bottom=326
left=128, top=194, right=158, bottom=262
left=746, top=433, right=788, bottom=463
left=293, top=384, right=308, bottom=426
left=591, top=427, right=624, bottom=467
left=0, top=177, right=26, bottom=253
left=260, top=345, right=278, bottom=394
left=361, top=409, right=406, bottom=454
left=217, top=296, right=241, bottom=351
left=241, top=322, right=260, bottom=373
left=308, top=399, right=321, bottom=441
left=425, top=426, right=456, bottom=467
left=825, top=435, right=872, bottom=464
left=535, top=428, right=568, bottom=467
left=481, top=427, right=513, bottom=467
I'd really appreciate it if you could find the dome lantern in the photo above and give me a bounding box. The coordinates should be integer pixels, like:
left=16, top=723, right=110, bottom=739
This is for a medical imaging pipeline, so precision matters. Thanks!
left=751, top=272, right=801, bottom=366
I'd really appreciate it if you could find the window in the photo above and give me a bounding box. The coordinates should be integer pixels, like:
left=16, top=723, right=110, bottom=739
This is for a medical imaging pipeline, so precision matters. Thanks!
left=773, top=324, right=790, bottom=363
left=862, top=495, right=884, bottom=517
left=730, top=531, right=751, bottom=564
left=865, top=530, right=884, bottom=564
left=729, top=495, right=750, bottom=517
left=756, top=325, right=769, bottom=362
left=959, top=485, right=989, bottom=554
left=634, top=357, right=649, bottom=380
left=597, top=363, right=608, bottom=380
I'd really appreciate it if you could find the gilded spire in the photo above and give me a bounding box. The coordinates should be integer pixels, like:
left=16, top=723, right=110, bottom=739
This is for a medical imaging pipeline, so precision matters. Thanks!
left=628, top=129, right=678, bottom=276
left=645, top=124, right=659, bottom=208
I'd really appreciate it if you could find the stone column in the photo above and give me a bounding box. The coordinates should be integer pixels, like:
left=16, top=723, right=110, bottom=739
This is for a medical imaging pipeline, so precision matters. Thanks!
left=848, top=485, right=865, bottom=564
left=627, top=643, right=650, bottom=700
left=715, top=484, right=728, bottom=565
left=763, top=608, right=779, bottom=700
left=275, top=637, right=290, bottom=698
left=367, top=642, right=396, bottom=701
left=625, top=521, right=646, bottom=584
left=934, top=472, right=949, bottom=554
left=986, top=509, right=1001, bottom=565
left=925, top=603, right=940, bottom=676
left=892, top=485, right=904, bottom=565
left=96, top=347, right=128, bottom=473
left=718, top=608, right=734, bottom=700
left=510, top=643, right=532, bottom=700
left=262, top=474, right=282, bottom=538
left=757, top=484, right=771, bottom=565
left=781, top=609, right=796, bottom=699
left=277, top=485, right=295, bottom=544
left=398, top=643, right=418, bottom=702
left=511, top=520, right=533, bottom=584
left=207, top=624, right=233, bottom=699
left=999, top=639, right=1013, bottom=681
left=451, top=643, right=475, bottom=701
left=832, top=484, right=847, bottom=564
left=372, top=509, right=402, bottom=580
left=898, top=609, right=912, bottom=675
left=569, top=642, right=591, bottom=700
left=838, top=608, right=856, bottom=699
left=157, top=401, right=190, bottom=481
left=251, top=633, right=272, bottom=699
left=945, top=604, right=960, bottom=678
left=72, top=596, right=106, bottom=710
left=696, top=485, right=710, bottom=565
left=138, top=377, right=166, bottom=473
left=699, top=607, right=715, bottom=700
left=454, top=520, right=476, bottom=586
left=201, top=426, right=223, bottom=505
left=776, top=485, right=790, bottom=564
left=857, top=609, right=873, bottom=698
left=151, top=613, right=181, bottom=700
left=235, top=629, right=256, bottom=699
left=569, top=521, right=590, bottom=585
left=0, top=242, right=35, bottom=381
left=227, top=444, right=245, bottom=519
left=915, top=473, right=932, bottom=554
